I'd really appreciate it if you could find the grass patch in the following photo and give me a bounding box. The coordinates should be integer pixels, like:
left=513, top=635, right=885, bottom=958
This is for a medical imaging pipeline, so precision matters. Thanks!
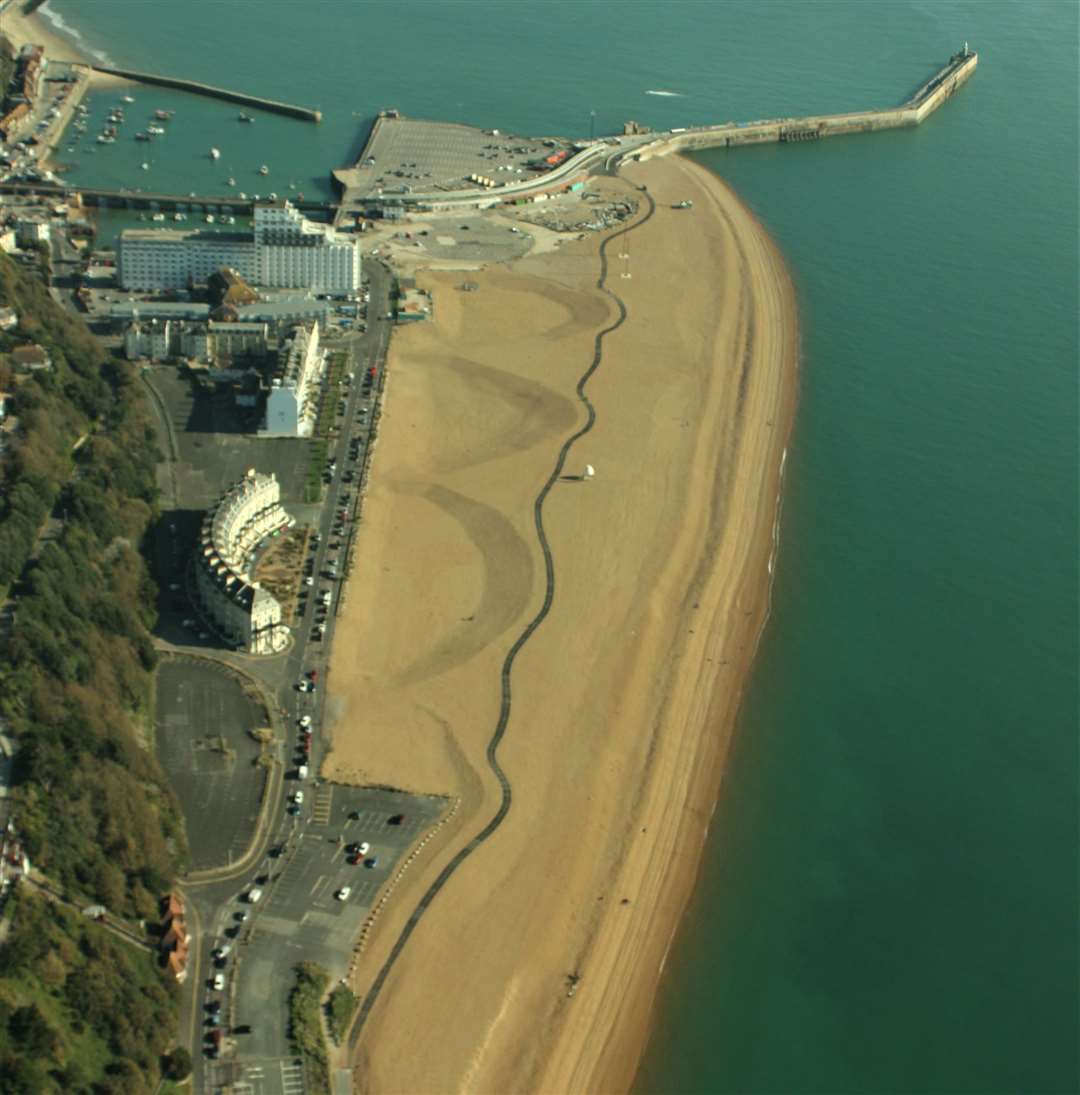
left=287, top=961, right=331, bottom=1095
left=326, top=983, right=358, bottom=1045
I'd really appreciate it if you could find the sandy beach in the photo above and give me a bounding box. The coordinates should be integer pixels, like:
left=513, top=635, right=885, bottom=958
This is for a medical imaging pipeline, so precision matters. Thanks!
left=324, top=152, right=797, bottom=1094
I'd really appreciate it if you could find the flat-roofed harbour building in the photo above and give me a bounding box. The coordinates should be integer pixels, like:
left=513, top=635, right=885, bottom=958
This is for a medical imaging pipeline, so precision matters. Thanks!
left=195, top=470, right=292, bottom=653
left=118, top=200, right=361, bottom=293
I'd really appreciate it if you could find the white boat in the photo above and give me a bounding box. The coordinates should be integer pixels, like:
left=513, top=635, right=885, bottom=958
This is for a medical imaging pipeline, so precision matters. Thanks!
left=205, top=214, right=215, bottom=223
left=122, top=95, right=135, bottom=104
left=141, top=162, right=149, bottom=170
left=147, top=125, right=165, bottom=135
left=258, top=164, right=269, bottom=175
left=152, top=212, right=166, bottom=222
left=227, top=177, right=236, bottom=187
left=210, top=147, right=221, bottom=160
left=268, top=192, right=277, bottom=200
left=173, top=212, right=183, bottom=221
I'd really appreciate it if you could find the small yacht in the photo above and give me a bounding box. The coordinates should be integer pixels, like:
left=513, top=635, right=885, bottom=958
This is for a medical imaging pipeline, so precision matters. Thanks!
left=121, top=95, right=135, bottom=104
left=141, top=162, right=149, bottom=170
left=210, top=147, right=221, bottom=160
left=205, top=214, right=215, bottom=224
left=227, top=177, right=236, bottom=187
left=238, top=112, right=253, bottom=123
left=173, top=212, right=183, bottom=221
left=268, top=192, right=277, bottom=201
left=258, top=164, right=269, bottom=175
left=152, top=212, right=166, bottom=222
left=154, top=109, right=172, bottom=121
left=147, top=125, right=165, bottom=135
left=135, top=131, right=150, bottom=141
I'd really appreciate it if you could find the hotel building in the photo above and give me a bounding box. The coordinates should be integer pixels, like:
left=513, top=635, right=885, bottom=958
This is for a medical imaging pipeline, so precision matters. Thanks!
left=119, top=200, right=362, bottom=293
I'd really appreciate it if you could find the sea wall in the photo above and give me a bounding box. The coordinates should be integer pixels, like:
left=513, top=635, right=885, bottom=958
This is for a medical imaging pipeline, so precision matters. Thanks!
left=90, top=65, right=322, bottom=122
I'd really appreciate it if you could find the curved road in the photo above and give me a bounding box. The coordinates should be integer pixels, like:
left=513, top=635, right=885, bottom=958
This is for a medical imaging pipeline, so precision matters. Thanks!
left=349, top=187, right=657, bottom=1047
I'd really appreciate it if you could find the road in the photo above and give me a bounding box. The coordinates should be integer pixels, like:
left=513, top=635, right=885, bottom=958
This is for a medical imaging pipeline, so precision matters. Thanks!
left=183, top=259, right=396, bottom=1094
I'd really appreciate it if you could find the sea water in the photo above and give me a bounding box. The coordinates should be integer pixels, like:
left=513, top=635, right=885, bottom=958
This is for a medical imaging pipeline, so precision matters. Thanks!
left=39, top=2, right=1078, bottom=1090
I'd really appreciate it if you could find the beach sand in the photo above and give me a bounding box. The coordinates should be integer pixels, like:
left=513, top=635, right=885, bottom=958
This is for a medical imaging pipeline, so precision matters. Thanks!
left=325, top=152, right=797, bottom=1094
left=1, top=3, right=89, bottom=64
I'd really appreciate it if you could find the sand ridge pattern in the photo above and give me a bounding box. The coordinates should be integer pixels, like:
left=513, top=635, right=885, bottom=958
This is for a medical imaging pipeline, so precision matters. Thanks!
left=348, top=189, right=658, bottom=1047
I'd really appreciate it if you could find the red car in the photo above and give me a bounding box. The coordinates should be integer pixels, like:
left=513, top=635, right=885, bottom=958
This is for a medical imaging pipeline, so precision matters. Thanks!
left=308, top=669, right=318, bottom=681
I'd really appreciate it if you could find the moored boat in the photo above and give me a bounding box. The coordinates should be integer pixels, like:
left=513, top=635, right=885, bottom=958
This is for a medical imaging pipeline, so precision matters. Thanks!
left=210, top=147, right=221, bottom=160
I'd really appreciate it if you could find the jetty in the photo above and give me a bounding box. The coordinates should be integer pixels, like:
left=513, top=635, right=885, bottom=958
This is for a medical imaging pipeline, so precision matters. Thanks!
left=90, top=65, right=322, bottom=122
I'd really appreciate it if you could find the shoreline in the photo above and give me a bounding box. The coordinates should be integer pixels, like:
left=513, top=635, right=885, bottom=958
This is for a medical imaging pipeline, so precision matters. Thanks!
left=325, top=154, right=798, bottom=1093
left=1, top=1, right=109, bottom=66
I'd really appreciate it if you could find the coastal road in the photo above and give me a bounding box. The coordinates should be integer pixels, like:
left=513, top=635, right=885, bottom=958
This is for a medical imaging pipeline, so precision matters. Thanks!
left=183, top=259, right=396, bottom=1094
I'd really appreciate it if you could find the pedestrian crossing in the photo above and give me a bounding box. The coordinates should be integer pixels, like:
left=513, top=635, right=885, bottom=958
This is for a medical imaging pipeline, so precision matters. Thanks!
left=311, top=785, right=333, bottom=825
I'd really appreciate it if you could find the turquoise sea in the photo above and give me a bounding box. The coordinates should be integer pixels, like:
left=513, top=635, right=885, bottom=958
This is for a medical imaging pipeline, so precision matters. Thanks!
left=35, top=2, right=1078, bottom=1091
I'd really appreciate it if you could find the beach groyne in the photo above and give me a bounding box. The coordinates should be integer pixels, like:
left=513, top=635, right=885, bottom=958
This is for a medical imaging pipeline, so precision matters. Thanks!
left=636, top=48, right=978, bottom=159
left=90, top=65, right=322, bottom=122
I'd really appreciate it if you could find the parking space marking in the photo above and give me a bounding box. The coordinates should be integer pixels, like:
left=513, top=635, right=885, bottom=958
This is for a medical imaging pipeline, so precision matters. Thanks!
left=281, top=1060, right=305, bottom=1095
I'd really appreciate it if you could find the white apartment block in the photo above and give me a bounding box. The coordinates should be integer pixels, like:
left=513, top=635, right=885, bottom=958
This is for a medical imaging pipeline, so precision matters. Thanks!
left=119, top=199, right=361, bottom=293
left=195, top=470, right=292, bottom=654
left=263, top=321, right=323, bottom=436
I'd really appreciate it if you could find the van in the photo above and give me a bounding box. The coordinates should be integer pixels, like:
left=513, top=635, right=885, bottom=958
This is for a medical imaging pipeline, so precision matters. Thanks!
left=298, top=765, right=309, bottom=779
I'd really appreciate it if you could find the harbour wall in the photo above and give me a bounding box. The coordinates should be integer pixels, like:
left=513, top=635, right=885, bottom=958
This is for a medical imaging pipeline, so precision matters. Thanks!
left=0, top=180, right=335, bottom=215
left=636, top=50, right=977, bottom=160
left=89, top=65, right=322, bottom=122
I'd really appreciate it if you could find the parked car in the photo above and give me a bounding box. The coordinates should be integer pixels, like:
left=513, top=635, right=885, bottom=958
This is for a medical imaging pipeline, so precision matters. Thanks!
left=212, top=973, right=225, bottom=991
left=335, top=886, right=352, bottom=901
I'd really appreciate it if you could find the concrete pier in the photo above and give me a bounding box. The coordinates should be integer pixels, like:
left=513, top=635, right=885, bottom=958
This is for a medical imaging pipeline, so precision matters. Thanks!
left=635, top=48, right=978, bottom=160
left=90, top=66, right=322, bottom=122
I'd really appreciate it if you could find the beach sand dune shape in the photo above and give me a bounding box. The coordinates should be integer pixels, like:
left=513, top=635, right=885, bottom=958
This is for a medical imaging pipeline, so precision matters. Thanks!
left=394, top=484, right=535, bottom=686
left=421, top=355, right=580, bottom=473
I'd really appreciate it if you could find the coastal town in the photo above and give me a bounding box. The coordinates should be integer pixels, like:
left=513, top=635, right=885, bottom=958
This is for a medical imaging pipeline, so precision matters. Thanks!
left=0, top=15, right=983, bottom=1095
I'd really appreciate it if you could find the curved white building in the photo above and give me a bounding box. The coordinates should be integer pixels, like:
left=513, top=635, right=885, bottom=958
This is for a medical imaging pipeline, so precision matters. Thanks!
left=195, top=470, right=292, bottom=653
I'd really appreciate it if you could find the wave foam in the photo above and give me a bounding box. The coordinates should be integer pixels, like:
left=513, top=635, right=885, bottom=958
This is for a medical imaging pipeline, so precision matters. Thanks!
left=38, top=2, right=115, bottom=66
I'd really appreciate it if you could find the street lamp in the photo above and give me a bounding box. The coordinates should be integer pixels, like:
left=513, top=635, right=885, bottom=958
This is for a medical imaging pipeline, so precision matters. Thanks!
left=589, top=110, right=596, bottom=141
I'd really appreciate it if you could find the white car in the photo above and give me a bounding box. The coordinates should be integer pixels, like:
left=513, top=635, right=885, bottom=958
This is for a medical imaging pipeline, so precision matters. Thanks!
left=298, top=715, right=312, bottom=728
left=304, top=575, right=314, bottom=586
left=293, top=790, right=304, bottom=804
left=335, top=886, right=352, bottom=901
left=357, top=842, right=370, bottom=856
left=212, top=973, right=225, bottom=991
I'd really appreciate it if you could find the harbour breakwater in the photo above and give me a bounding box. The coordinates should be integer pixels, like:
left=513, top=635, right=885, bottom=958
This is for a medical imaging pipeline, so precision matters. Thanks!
left=89, top=65, right=322, bottom=122
left=634, top=48, right=978, bottom=158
